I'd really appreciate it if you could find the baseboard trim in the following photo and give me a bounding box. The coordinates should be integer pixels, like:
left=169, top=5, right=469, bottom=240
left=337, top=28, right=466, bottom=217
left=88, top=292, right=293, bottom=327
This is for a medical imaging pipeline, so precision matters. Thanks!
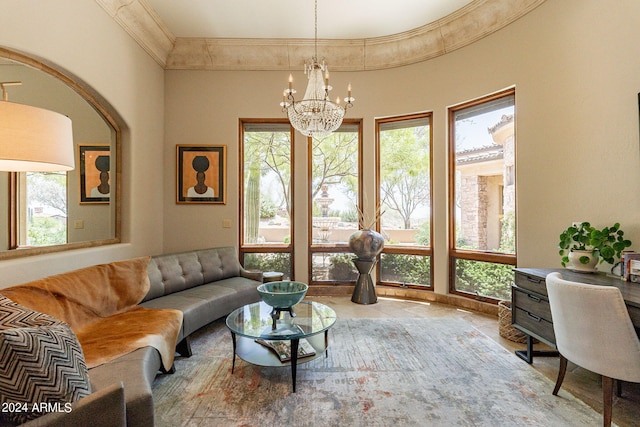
left=306, top=284, right=499, bottom=317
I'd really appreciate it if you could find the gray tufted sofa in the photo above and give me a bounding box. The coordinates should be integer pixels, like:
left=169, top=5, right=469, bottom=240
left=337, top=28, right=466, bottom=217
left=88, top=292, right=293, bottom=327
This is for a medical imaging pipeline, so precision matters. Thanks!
left=141, top=246, right=262, bottom=357
left=21, top=246, right=261, bottom=427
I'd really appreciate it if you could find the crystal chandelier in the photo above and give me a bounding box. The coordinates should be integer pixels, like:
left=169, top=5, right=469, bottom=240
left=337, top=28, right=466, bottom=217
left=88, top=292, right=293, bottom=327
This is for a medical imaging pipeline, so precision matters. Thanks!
left=280, top=0, right=354, bottom=137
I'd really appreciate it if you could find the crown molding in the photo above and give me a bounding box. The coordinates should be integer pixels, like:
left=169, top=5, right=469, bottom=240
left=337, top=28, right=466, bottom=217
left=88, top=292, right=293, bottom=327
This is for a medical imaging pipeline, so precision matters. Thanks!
left=97, top=0, right=546, bottom=71
left=95, top=0, right=175, bottom=67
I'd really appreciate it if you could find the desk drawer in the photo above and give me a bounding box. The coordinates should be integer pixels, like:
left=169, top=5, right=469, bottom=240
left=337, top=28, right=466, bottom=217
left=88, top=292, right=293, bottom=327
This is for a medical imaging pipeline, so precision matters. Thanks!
left=513, top=286, right=552, bottom=322
left=513, top=306, right=556, bottom=345
left=514, top=271, right=548, bottom=296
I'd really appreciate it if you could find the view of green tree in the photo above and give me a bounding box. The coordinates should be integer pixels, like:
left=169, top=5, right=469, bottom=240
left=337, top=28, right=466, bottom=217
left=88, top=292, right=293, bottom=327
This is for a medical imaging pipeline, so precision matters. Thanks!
left=311, top=131, right=358, bottom=202
left=377, top=117, right=432, bottom=287
left=453, top=229, right=515, bottom=301
left=28, top=217, right=66, bottom=246
left=454, top=259, right=513, bottom=301
left=243, top=129, right=291, bottom=244
left=27, top=172, right=66, bottom=216
left=499, top=211, right=516, bottom=254
left=380, top=253, right=431, bottom=286
left=241, top=124, right=294, bottom=278
left=25, top=172, right=67, bottom=246
left=260, top=199, right=277, bottom=219
left=244, top=131, right=291, bottom=213
left=415, top=221, right=431, bottom=246
left=379, top=125, right=430, bottom=230
left=309, top=126, right=360, bottom=281
left=328, top=254, right=358, bottom=281
left=244, top=253, right=292, bottom=279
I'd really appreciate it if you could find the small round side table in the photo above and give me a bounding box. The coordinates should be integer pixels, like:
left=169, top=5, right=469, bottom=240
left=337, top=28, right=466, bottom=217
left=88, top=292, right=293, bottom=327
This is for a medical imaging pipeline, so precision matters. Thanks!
left=263, top=271, right=284, bottom=283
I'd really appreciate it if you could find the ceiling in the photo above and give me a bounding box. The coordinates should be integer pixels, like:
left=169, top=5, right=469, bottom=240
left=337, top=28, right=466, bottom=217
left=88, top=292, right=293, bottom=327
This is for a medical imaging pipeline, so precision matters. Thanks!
left=98, top=0, right=547, bottom=70
left=145, top=0, right=474, bottom=40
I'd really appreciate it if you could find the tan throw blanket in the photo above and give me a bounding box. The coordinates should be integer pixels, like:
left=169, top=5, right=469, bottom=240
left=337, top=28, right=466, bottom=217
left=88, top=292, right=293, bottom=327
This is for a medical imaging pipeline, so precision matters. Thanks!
left=1, top=257, right=182, bottom=371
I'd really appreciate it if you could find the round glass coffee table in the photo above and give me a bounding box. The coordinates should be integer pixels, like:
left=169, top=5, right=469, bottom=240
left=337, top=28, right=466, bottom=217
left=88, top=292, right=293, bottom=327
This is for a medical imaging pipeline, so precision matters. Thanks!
left=226, top=300, right=336, bottom=392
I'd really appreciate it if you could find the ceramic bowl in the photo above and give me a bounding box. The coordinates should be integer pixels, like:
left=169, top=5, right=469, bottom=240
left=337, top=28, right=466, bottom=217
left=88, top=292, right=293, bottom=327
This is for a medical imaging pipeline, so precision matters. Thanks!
left=257, top=281, right=308, bottom=308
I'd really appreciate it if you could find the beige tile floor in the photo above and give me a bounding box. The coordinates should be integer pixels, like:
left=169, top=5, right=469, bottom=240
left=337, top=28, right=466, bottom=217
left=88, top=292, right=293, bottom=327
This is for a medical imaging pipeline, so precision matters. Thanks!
left=307, top=295, right=640, bottom=427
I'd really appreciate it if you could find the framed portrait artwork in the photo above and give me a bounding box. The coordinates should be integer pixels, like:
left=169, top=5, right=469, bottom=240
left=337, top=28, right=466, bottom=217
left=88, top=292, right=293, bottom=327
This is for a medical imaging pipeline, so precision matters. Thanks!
left=79, top=144, right=111, bottom=204
left=176, top=145, right=226, bottom=204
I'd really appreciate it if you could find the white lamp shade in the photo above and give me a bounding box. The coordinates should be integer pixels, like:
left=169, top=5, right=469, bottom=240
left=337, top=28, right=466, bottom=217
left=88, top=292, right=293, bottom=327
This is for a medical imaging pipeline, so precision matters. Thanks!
left=0, top=101, right=74, bottom=171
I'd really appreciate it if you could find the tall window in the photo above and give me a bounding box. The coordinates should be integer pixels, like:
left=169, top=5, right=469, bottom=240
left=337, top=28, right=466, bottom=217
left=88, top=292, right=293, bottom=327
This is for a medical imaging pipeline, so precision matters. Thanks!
left=309, top=120, right=362, bottom=285
left=240, top=120, right=294, bottom=278
left=376, top=113, right=432, bottom=288
left=449, top=89, right=516, bottom=302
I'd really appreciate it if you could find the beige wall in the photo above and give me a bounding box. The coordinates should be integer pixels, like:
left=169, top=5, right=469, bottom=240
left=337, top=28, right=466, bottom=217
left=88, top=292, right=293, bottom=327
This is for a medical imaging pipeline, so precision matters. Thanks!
left=0, top=1, right=165, bottom=287
left=164, top=0, right=640, bottom=294
left=0, top=0, right=639, bottom=295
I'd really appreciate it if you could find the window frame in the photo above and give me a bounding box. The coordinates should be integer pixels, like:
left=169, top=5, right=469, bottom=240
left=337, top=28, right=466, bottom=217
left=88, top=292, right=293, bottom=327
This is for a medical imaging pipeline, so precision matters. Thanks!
left=238, top=118, right=295, bottom=277
left=447, top=88, right=517, bottom=302
left=12, top=171, right=70, bottom=249
left=308, top=119, right=363, bottom=287
left=375, top=112, right=434, bottom=290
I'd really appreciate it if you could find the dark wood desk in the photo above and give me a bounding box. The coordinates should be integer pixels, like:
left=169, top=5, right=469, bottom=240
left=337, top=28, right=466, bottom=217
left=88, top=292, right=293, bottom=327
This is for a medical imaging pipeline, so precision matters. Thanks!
left=512, top=268, right=640, bottom=363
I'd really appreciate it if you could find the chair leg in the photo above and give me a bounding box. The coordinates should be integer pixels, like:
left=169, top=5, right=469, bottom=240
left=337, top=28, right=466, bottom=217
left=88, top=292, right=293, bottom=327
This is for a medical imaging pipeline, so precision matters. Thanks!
left=602, top=375, right=613, bottom=427
left=553, top=354, right=568, bottom=396
left=615, top=379, right=622, bottom=397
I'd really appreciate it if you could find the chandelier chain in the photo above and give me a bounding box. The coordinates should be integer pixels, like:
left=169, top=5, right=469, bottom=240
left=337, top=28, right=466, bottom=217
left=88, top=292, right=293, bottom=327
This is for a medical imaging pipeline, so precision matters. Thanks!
left=314, top=0, right=318, bottom=60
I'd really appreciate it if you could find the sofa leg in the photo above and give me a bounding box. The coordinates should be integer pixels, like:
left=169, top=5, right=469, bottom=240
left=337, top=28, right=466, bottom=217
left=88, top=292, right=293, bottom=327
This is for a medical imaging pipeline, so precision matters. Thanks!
left=176, top=337, right=192, bottom=357
left=161, top=364, right=176, bottom=374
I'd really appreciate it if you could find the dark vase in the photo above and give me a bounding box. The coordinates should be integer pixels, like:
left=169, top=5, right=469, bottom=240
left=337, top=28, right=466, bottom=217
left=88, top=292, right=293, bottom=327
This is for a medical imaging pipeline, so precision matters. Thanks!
left=348, top=229, right=384, bottom=260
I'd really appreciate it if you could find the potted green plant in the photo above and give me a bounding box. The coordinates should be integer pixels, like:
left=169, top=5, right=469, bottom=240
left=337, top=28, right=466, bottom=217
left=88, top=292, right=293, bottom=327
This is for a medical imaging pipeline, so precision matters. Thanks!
left=558, top=221, right=632, bottom=272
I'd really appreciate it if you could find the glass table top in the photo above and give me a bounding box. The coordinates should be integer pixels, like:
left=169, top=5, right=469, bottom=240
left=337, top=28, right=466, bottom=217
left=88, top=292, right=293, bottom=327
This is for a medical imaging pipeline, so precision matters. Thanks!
left=226, top=301, right=337, bottom=340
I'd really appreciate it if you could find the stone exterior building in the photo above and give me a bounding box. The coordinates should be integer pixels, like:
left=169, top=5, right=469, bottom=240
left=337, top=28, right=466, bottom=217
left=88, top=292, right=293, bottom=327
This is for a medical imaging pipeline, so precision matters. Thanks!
left=456, top=115, right=515, bottom=251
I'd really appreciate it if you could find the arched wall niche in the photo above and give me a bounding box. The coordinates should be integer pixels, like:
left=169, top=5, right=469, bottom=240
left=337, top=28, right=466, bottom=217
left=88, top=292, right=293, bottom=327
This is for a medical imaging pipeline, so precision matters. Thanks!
left=0, top=47, right=122, bottom=260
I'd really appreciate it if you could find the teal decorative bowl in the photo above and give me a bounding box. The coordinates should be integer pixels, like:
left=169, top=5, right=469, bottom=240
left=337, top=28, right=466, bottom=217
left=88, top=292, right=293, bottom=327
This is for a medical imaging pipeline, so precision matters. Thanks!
left=257, top=281, right=308, bottom=309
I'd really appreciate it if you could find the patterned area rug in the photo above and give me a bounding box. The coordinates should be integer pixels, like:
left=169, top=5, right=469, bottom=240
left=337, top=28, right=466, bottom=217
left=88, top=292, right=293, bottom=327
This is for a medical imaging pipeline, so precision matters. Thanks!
left=153, top=317, right=606, bottom=426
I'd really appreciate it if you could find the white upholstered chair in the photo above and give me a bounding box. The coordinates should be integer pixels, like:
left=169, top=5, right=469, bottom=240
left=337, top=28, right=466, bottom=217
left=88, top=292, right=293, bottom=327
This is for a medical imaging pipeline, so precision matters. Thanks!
left=546, top=272, right=640, bottom=426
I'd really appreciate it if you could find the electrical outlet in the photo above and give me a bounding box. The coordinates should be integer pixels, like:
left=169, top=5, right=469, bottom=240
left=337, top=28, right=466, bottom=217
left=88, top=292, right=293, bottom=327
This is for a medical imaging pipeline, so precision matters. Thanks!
left=222, top=219, right=232, bottom=228
left=74, top=219, right=84, bottom=229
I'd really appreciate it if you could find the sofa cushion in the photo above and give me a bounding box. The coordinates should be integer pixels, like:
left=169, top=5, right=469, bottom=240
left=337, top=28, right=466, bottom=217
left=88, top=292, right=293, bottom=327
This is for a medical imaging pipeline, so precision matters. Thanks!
left=141, top=287, right=236, bottom=339
left=140, top=277, right=261, bottom=338
left=0, top=323, right=91, bottom=425
left=143, top=247, right=244, bottom=302
left=147, top=252, right=204, bottom=297
left=197, top=247, right=240, bottom=282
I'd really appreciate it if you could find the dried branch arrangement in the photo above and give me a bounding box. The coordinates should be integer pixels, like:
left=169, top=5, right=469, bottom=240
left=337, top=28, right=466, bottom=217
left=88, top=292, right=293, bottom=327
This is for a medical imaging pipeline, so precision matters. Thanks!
left=356, top=205, right=384, bottom=230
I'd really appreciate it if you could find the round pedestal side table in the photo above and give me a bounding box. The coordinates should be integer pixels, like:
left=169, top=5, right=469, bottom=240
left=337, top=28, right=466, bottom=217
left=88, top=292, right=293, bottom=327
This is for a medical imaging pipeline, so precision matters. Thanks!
left=263, top=271, right=284, bottom=283
left=351, top=258, right=377, bottom=304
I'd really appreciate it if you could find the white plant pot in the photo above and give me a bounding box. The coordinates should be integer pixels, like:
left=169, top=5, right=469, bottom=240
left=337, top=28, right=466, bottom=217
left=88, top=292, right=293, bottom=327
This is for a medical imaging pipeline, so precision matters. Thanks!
left=567, top=249, right=598, bottom=273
